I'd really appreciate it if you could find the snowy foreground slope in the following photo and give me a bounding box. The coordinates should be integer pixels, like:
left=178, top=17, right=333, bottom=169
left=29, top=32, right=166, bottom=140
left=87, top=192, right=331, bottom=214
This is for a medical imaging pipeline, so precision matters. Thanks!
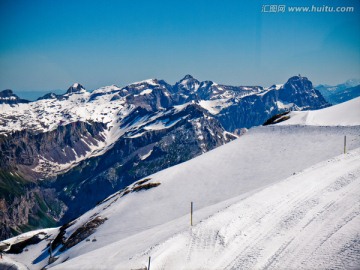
left=80, top=148, right=360, bottom=270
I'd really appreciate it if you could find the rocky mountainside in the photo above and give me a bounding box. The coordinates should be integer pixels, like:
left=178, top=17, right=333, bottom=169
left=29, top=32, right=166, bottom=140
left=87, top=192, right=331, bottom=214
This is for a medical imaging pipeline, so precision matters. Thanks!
left=0, top=75, right=329, bottom=239
left=217, top=75, right=329, bottom=130
left=0, top=121, right=105, bottom=238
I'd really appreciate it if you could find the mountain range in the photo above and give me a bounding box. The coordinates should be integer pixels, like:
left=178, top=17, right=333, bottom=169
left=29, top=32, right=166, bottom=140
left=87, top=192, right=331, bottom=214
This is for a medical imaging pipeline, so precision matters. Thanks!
left=0, top=75, right=330, bottom=239
left=316, top=79, right=360, bottom=105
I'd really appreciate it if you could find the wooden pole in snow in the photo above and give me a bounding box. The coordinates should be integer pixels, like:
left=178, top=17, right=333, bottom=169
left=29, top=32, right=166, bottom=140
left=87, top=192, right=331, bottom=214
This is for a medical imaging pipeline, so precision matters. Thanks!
left=46, top=239, right=54, bottom=258
left=344, top=135, right=347, bottom=154
left=148, top=256, right=151, bottom=270
left=191, top=202, right=193, bottom=226
left=49, top=243, right=53, bottom=258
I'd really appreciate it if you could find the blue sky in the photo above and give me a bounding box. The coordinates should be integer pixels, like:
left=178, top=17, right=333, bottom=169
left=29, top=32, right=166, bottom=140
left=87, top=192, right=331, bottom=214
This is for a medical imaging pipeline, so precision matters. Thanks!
left=0, top=0, right=359, bottom=91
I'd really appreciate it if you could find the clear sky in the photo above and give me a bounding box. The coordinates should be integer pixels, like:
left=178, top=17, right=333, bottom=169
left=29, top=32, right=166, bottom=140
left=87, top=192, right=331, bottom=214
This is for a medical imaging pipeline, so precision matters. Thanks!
left=0, top=0, right=359, bottom=91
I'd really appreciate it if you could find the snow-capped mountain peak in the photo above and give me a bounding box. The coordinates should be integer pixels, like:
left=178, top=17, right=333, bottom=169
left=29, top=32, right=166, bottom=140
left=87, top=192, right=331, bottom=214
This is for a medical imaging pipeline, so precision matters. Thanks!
left=66, top=83, right=86, bottom=94
left=182, top=74, right=195, bottom=80
left=0, top=74, right=329, bottom=136
left=283, top=75, right=313, bottom=92
left=176, top=74, right=201, bottom=92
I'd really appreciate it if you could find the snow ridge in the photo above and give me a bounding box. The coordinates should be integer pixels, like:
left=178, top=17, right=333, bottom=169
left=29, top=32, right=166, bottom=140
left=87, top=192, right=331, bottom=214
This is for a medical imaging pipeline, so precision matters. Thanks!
left=279, top=97, right=360, bottom=126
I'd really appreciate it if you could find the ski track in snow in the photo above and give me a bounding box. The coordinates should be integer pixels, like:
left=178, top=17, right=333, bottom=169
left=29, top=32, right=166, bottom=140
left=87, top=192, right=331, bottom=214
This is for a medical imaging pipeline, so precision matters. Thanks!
left=137, top=150, right=360, bottom=270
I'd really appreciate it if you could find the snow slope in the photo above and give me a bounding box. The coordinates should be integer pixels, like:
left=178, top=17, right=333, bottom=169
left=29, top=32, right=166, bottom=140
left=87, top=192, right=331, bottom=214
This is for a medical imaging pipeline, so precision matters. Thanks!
left=122, top=147, right=360, bottom=270
left=278, top=96, right=360, bottom=126
left=5, top=125, right=360, bottom=270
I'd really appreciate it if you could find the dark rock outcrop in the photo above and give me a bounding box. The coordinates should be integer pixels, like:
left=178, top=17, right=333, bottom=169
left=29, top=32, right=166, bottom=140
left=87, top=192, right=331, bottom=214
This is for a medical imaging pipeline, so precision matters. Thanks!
left=0, top=89, right=30, bottom=105
left=7, top=232, right=47, bottom=254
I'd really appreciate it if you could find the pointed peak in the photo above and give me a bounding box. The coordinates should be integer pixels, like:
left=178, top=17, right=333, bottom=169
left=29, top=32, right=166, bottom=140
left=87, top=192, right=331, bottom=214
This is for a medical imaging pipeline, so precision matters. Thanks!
left=66, top=83, right=86, bottom=94
left=178, top=75, right=200, bottom=84
left=287, top=75, right=309, bottom=83
left=178, top=75, right=200, bottom=85
left=181, top=74, right=195, bottom=80
left=283, top=75, right=314, bottom=92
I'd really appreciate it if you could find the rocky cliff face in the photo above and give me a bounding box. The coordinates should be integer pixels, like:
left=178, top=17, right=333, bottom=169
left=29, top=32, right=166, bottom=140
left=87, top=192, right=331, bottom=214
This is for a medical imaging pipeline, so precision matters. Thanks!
left=218, top=76, right=329, bottom=130
left=0, top=121, right=106, bottom=179
left=0, top=121, right=106, bottom=239
left=0, top=179, right=66, bottom=240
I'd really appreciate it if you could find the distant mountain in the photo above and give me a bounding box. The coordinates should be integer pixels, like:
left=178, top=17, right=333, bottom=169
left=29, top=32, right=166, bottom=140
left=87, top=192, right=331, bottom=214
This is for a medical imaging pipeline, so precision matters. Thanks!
left=65, top=83, right=86, bottom=94
left=37, top=92, right=61, bottom=100
left=217, top=75, right=329, bottom=130
left=0, top=89, right=30, bottom=105
left=0, top=74, right=330, bottom=239
left=316, top=79, right=360, bottom=105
